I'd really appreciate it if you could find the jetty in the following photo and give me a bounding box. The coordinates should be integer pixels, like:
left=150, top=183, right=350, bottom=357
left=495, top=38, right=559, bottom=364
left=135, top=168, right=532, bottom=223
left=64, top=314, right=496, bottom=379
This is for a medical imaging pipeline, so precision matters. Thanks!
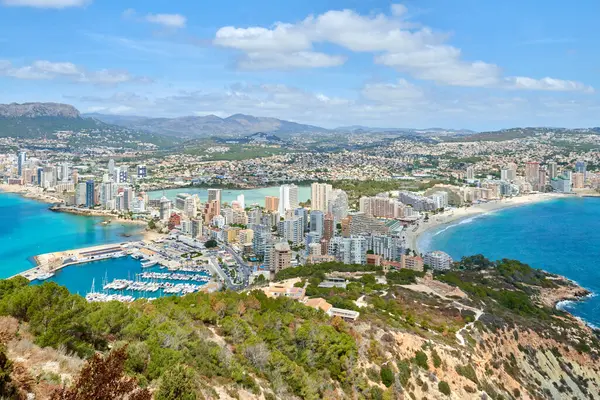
left=16, top=242, right=132, bottom=281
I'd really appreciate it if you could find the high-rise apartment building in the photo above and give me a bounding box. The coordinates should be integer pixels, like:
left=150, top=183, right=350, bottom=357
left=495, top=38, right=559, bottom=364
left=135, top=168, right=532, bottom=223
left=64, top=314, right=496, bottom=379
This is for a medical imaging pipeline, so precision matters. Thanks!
left=271, top=242, right=291, bottom=274
left=278, top=184, right=299, bottom=215
left=85, top=180, right=95, bottom=208
left=265, top=196, right=279, bottom=212
left=17, top=151, right=26, bottom=177
left=311, top=182, right=332, bottom=212
left=323, top=213, right=335, bottom=241
left=466, top=166, right=475, bottom=180
left=548, top=162, right=558, bottom=179
left=159, top=196, right=172, bottom=221
left=525, top=162, right=540, bottom=186
left=207, top=189, right=222, bottom=215
left=309, top=210, right=324, bottom=236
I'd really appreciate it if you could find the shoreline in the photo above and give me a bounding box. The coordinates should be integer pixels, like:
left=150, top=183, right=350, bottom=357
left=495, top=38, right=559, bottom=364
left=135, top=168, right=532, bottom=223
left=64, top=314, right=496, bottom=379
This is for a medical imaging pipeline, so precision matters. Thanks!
left=407, top=193, right=567, bottom=254
left=0, top=184, right=64, bottom=205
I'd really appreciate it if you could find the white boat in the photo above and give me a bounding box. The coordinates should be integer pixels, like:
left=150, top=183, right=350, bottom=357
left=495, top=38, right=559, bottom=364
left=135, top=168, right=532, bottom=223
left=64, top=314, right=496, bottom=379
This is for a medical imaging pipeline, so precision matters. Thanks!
left=36, top=272, right=55, bottom=280
left=141, top=260, right=158, bottom=268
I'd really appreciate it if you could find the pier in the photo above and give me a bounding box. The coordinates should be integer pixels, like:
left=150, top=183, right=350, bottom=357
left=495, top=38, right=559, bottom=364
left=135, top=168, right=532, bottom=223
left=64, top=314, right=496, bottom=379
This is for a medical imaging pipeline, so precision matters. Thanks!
left=16, top=242, right=132, bottom=281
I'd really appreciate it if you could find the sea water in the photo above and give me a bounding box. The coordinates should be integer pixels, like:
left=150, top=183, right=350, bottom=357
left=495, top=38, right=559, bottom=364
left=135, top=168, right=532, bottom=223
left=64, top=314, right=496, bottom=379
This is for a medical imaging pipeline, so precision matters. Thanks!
left=0, top=192, right=142, bottom=279
left=421, top=197, right=600, bottom=327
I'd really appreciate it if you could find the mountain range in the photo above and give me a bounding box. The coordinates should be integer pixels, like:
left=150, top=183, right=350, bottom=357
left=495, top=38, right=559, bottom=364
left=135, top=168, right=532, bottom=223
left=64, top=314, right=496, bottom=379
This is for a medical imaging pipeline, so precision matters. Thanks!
left=84, top=112, right=328, bottom=138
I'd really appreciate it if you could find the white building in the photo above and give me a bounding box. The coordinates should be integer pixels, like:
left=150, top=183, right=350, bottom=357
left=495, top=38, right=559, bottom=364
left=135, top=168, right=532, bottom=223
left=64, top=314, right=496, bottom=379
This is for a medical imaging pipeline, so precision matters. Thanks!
left=311, top=182, right=332, bottom=212
left=278, top=184, right=299, bottom=215
left=424, top=251, right=453, bottom=270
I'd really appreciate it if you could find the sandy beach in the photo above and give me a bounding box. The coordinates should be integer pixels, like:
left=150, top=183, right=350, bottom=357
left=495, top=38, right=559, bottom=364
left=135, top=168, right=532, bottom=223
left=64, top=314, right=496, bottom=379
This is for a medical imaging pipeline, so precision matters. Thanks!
left=406, top=192, right=566, bottom=253
left=0, top=183, right=64, bottom=204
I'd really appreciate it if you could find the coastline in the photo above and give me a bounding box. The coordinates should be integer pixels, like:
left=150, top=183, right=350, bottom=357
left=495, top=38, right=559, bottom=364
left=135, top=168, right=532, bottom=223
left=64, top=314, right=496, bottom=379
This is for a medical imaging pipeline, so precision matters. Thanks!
left=0, top=183, right=64, bottom=204
left=406, top=192, right=566, bottom=254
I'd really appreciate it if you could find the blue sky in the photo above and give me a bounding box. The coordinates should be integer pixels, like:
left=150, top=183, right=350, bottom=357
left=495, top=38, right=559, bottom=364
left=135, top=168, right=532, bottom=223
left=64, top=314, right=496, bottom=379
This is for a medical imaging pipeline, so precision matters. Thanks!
left=0, top=0, right=598, bottom=130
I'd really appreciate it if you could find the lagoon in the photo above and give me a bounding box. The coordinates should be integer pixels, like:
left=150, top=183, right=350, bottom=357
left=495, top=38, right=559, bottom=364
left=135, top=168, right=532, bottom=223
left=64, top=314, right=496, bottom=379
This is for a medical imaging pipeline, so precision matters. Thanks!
left=421, top=197, right=600, bottom=327
left=148, top=185, right=311, bottom=206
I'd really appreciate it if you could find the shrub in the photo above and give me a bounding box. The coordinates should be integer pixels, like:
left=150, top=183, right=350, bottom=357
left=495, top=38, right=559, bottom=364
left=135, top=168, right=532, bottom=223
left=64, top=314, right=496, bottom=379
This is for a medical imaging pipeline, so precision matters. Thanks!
left=414, top=351, right=428, bottom=370
left=380, top=366, right=394, bottom=387
left=456, top=364, right=478, bottom=384
left=438, top=381, right=451, bottom=396
left=431, top=349, right=442, bottom=369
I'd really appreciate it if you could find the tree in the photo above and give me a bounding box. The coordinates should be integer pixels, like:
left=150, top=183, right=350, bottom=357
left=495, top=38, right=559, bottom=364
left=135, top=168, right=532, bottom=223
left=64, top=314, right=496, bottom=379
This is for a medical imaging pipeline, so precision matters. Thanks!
left=156, top=364, right=197, bottom=400
left=205, top=239, right=218, bottom=248
left=0, top=346, right=18, bottom=399
left=50, top=346, right=150, bottom=400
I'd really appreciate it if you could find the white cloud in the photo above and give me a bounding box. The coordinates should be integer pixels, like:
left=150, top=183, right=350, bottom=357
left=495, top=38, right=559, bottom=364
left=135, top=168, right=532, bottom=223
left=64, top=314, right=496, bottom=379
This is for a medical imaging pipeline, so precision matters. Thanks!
left=123, top=9, right=187, bottom=29
left=0, top=60, right=149, bottom=85
left=1, top=0, right=89, bottom=8
left=213, top=4, right=592, bottom=92
left=362, top=79, right=425, bottom=103
left=145, top=13, right=186, bottom=28
left=506, top=77, right=594, bottom=93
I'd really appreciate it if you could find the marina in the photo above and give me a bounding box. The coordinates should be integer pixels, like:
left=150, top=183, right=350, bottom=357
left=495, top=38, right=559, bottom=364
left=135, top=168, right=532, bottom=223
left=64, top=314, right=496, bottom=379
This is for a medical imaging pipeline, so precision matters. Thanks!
left=21, top=235, right=221, bottom=302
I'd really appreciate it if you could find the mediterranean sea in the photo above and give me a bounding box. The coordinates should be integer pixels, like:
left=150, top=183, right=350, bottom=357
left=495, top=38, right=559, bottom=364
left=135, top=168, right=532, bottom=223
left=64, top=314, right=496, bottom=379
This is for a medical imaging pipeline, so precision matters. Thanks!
left=420, top=197, right=600, bottom=328
left=0, top=192, right=142, bottom=279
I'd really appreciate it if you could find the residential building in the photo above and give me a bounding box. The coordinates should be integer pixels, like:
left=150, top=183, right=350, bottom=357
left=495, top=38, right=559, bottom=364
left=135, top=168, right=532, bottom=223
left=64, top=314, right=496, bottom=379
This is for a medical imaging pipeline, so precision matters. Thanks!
left=265, top=196, right=279, bottom=212
left=424, top=251, right=453, bottom=270
left=278, top=184, right=299, bottom=215
left=311, top=182, right=332, bottom=212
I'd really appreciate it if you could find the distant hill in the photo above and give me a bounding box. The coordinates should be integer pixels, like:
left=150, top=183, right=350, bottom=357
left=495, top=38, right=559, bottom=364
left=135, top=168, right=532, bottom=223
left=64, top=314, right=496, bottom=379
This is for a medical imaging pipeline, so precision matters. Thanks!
left=335, top=125, right=476, bottom=136
left=444, top=127, right=600, bottom=142
left=0, top=102, right=103, bottom=139
left=83, top=112, right=328, bottom=138
left=0, top=102, right=178, bottom=148
left=216, top=131, right=283, bottom=144
left=0, top=102, right=80, bottom=118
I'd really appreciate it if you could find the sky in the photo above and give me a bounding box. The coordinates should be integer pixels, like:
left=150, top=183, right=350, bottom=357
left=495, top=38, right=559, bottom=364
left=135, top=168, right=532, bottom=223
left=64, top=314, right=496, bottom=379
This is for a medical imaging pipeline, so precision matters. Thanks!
left=0, top=0, right=599, bottom=131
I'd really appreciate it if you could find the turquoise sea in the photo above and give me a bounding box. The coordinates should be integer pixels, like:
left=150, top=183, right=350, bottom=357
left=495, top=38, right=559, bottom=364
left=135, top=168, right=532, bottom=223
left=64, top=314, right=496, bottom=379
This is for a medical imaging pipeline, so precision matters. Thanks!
left=0, top=192, right=142, bottom=279
left=1, top=185, right=309, bottom=297
left=149, top=185, right=311, bottom=206
left=33, top=257, right=211, bottom=299
left=420, top=197, right=600, bottom=328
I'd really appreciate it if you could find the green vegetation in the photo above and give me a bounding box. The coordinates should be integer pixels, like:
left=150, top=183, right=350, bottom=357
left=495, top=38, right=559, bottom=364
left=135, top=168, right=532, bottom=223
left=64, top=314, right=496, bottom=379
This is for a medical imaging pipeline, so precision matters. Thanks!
left=204, top=239, right=218, bottom=248
left=386, top=269, right=425, bottom=285
left=0, top=277, right=358, bottom=399
left=438, top=380, right=451, bottom=396
left=414, top=350, right=428, bottom=369
left=0, top=345, right=19, bottom=399
left=380, top=365, right=394, bottom=387
left=275, top=262, right=382, bottom=281
left=156, top=364, right=197, bottom=400
left=455, top=364, right=478, bottom=384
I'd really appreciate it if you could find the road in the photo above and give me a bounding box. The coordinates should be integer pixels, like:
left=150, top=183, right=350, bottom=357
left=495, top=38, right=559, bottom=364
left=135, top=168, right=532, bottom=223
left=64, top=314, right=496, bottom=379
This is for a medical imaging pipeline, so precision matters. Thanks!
left=223, top=244, right=253, bottom=288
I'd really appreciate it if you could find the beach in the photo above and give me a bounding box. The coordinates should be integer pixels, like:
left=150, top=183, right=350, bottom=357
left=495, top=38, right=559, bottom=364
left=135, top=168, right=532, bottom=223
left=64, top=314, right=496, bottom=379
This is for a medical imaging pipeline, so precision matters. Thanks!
left=406, top=192, right=566, bottom=253
left=0, top=183, right=64, bottom=204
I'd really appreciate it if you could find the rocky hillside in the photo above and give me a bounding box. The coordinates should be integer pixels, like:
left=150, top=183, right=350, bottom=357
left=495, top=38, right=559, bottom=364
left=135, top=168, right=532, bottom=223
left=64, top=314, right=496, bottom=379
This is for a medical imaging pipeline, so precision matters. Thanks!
left=0, top=103, right=80, bottom=118
left=0, top=256, right=598, bottom=399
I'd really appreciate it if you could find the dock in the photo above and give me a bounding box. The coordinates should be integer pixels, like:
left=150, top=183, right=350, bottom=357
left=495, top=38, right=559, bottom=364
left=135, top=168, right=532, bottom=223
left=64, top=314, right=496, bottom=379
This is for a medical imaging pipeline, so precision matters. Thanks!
left=15, top=242, right=132, bottom=281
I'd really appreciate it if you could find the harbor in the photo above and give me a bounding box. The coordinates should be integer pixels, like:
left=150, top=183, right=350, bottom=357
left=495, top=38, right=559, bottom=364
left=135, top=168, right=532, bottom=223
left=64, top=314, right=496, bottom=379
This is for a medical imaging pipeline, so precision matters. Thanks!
left=18, top=235, right=223, bottom=302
